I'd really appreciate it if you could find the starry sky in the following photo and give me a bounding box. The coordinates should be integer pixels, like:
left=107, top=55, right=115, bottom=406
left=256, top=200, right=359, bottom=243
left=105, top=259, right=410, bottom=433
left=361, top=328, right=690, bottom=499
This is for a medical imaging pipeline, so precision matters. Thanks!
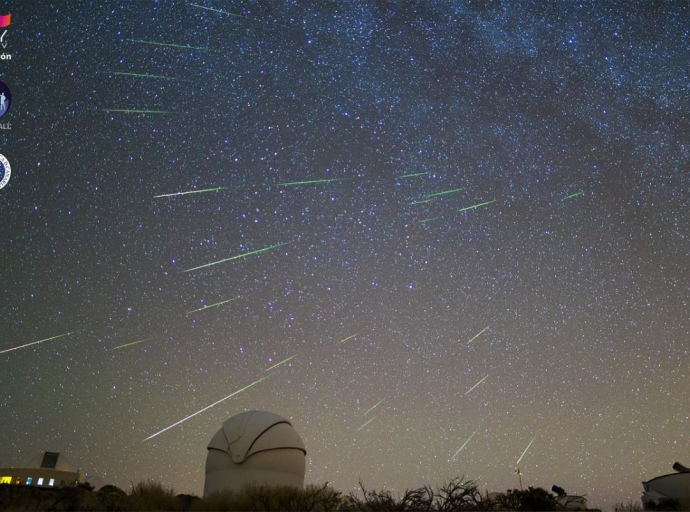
left=1, top=2, right=689, bottom=509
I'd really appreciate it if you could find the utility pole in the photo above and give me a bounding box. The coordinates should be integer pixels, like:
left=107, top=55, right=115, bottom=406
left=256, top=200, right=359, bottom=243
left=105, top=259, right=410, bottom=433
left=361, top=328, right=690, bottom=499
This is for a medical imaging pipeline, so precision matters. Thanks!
left=514, top=468, right=523, bottom=491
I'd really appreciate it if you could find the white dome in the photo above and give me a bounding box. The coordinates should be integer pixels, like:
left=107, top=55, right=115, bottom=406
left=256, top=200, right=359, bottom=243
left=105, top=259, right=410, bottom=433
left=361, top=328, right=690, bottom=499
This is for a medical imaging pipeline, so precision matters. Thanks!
left=203, top=410, right=306, bottom=497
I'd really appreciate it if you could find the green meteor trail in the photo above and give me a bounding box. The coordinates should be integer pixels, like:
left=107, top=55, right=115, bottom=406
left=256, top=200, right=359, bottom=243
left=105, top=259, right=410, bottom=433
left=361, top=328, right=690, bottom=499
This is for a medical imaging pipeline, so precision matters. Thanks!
left=356, top=416, right=376, bottom=432
left=142, top=373, right=275, bottom=442
left=516, top=434, right=537, bottom=465
left=189, top=3, right=252, bottom=18
left=364, top=398, right=385, bottom=415
left=409, top=198, right=436, bottom=205
left=184, top=242, right=289, bottom=272
left=465, top=374, right=489, bottom=395
left=188, top=297, right=240, bottom=314
left=467, top=327, right=489, bottom=345
left=457, top=199, right=496, bottom=213
left=338, top=334, right=358, bottom=344
left=154, top=186, right=228, bottom=198
left=277, top=178, right=343, bottom=186
left=426, top=187, right=463, bottom=198
left=127, top=39, right=205, bottom=50
left=563, top=190, right=584, bottom=200
left=396, top=172, right=429, bottom=179
left=102, top=109, right=177, bottom=114
left=0, top=332, right=74, bottom=355
left=265, top=355, right=296, bottom=372
left=419, top=217, right=438, bottom=224
left=109, top=338, right=152, bottom=351
left=110, top=72, right=176, bottom=80
left=451, top=429, right=479, bottom=460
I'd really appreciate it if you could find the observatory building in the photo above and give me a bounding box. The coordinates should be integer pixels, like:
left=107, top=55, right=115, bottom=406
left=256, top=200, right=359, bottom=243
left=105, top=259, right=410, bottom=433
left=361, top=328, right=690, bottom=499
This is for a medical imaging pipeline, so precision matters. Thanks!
left=642, top=462, right=690, bottom=510
left=0, top=451, right=82, bottom=487
left=203, top=410, right=306, bottom=497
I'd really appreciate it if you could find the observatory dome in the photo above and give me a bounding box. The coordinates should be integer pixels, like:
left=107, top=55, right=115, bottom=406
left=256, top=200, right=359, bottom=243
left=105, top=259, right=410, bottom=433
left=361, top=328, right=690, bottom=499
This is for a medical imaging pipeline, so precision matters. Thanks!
left=25, top=452, right=77, bottom=473
left=203, top=410, right=306, bottom=497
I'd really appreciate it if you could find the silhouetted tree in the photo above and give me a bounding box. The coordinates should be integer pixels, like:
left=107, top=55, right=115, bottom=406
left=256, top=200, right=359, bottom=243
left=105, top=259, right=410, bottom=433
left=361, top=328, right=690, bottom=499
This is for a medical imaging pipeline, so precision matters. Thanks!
left=493, top=487, right=557, bottom=511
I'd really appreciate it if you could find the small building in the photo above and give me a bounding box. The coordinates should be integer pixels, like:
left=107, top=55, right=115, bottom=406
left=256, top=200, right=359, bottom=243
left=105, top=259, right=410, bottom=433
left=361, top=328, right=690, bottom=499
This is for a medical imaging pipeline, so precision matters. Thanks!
left=204, top=410, right=306, bottom=497
left=0, top=451, right=82, bottom=488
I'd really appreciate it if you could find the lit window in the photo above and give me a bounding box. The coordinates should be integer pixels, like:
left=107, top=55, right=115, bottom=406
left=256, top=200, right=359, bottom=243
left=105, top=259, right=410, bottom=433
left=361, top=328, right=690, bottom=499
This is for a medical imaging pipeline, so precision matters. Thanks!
left=26, top=477, right=33, bottom=485
left=49, top=479, right=55, bottom=487
left=0, top=476, right=12, bottom=484
left=37, top=478, right=44, bottom=486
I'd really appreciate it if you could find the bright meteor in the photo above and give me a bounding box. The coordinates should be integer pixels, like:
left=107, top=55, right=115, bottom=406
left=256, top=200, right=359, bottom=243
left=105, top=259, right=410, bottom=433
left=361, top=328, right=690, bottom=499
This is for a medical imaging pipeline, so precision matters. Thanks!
left=184, top=242, right=289, bottom=272
left=451, top=429, right=479, bottom=461
left=396, top=172, right=429, bottom=179
left=467, top=327, right=489, bottom=345
left=364, top=398, right=385, bottom=415
left=154, top=186, right=228, bottom=198
left=109, top=338, right=152, bottom=351
left=516, top=434, right=537, bottom=465
left=426, top=187, right=462, bottom=198
left=458, top=199, right=496, bottom=213
left=188, top=297, right=240, bottom=314
left=102, top=109, right=178, bottom=114
left=338, top=334, right=358, bottom=344
left=127, top=39, right=205, bottom=50
left=264, top=355, right=296, bottom=372
left=465, top=374, right=489, bottom=395
left=142, top=374, right=275, bottom=442
left=0, top=332, right=74, bottom=355
left=277, top=178, right=343, bottom=186
left=189, top=3, right=252, bottom=18
left=110, top=71, right=177, bottom=80
left=563, top=190, right=584, bottom=200
left=356, top=416, right=376, bottom=432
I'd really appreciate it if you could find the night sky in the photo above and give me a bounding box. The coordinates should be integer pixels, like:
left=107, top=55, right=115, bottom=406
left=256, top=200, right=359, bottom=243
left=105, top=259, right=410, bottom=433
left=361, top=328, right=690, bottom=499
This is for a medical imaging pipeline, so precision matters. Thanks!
left=1, top=2, right=689, bottom=509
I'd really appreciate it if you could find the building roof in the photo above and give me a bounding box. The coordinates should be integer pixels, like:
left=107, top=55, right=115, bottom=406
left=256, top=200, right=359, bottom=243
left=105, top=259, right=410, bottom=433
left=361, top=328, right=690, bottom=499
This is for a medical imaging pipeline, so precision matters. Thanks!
left=207, top=410, right=306, bottom=463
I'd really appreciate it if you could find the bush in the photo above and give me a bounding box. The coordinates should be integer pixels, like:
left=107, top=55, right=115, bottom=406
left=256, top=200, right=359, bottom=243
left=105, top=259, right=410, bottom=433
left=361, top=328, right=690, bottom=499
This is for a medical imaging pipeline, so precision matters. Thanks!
left=128, top=480, right=180, bottom=511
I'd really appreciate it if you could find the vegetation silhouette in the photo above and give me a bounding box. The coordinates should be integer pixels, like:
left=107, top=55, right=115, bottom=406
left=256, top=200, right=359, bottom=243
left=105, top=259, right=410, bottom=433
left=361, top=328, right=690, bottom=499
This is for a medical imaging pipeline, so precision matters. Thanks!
left=0, top=477, right=617, bottom=511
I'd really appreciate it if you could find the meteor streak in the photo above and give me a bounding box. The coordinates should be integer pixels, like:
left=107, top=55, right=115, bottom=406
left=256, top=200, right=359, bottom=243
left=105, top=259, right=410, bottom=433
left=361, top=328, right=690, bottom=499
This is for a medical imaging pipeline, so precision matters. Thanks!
left=467, top=327, right=489, bottom=345
left=184, top=242, right=289, bottom=272
left=426, top=187, right=462, bottom=198
left=356, top=416, right=376, bottom=432
left=397, top=172, right=429, bottom=179
left=189, top=3, right=252, bottom=18
left=265, top=355, right=296, bottom=372
left=451, top=429, right=479, bottom=460
left=127, top=39, right=205, bottom=50
left=0, top=332, right=73, bottom=355
left=409, top=198, right=435, bottom=205
left=516, top=434, right=537, bottom=465
left=109, top=338, right=152, bottom=351
left=338, top=334, right=358, bottom=344
left=563, top=190, right=584, bottom=200
left=364, top=398, right=385, bottom=415
left=277, top=178, right=343, bottom=186
left=142, top=374, right=275, bottom=442
left=419, top=217, right=438, bottom=224
left=154, top=186, right=228, bottom=198
left=465, top=374, right=489, bottom=395
left=188, top=297, right=240, bottom=314
left=458, top=199, right=496, bottom=213
left=110, top=72, right=177, bottom=80
left=102, top=109, right=178, bottom=114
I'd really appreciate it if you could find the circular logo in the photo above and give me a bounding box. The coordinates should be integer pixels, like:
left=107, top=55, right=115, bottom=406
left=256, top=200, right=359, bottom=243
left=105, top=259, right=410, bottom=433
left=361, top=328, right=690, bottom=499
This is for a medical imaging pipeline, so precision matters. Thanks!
left=0, top=80, right=10, bottom=118
left=0, top=153, right=10, bottom=190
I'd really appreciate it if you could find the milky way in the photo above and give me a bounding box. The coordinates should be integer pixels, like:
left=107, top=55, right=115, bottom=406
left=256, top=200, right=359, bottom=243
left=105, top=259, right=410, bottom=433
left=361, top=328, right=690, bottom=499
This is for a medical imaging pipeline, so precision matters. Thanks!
left=1, top=2, right=689, bottom=509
